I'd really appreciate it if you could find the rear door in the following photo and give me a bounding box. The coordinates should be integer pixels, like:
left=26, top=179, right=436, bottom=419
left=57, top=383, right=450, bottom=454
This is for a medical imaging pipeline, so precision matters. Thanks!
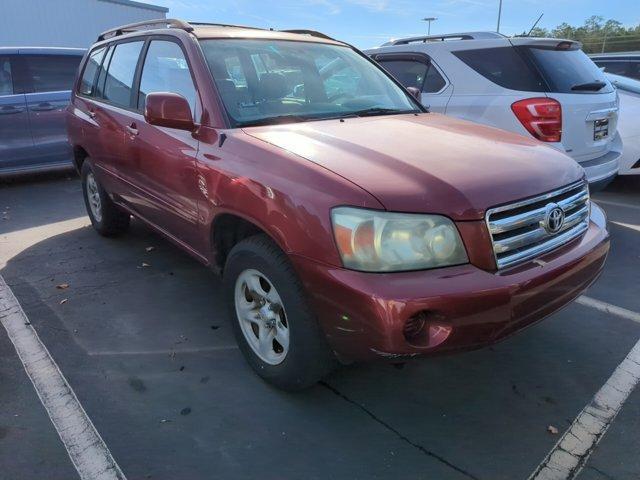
left=22, top=53, right=83, bottom=166
left=373, top=53, right=452, bottom=112
left=0, top=54, right=33, bottom=172
left=515, top=41, right=619, bottom=163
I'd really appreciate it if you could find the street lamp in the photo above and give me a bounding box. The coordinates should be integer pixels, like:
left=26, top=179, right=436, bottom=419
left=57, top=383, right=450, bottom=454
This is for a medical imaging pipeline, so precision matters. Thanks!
left=422, top=17, right=437, bottom=36
left=496, top=0, right=503, bottom=33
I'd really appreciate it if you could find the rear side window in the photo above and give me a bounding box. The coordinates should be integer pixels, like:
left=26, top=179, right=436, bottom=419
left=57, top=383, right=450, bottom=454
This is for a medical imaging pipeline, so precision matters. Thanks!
left=454, top=47, right=545, bottom=92
left=79, top=47, right=107, bottom=96
left=23, top=55, right=82, bottom=93
left=0, top=57, right=13, bottom=95
left=524, top=47, right=613, bottom=94
left=138, top=40, right=196, bottom=113
left=103, top=41, right=143, bottom=108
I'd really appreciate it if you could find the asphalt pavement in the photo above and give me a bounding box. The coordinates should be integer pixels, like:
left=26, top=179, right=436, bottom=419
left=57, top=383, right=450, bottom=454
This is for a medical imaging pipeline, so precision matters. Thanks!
left=0, top=173, right=638, bottom=480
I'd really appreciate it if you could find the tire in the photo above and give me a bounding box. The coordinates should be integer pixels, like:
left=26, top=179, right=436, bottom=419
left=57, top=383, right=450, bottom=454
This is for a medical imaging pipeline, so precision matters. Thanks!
left=81, top=161, right=130, bottom=236
left=223, top=234, right=335, bottom=390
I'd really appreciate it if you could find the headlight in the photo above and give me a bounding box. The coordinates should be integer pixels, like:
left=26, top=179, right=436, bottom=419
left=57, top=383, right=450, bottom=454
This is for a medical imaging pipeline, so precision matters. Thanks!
left=331, top=207, right=468, bottom=272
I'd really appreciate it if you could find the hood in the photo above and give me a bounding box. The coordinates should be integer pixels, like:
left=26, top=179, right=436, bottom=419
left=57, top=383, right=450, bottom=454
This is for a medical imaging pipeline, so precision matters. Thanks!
left=243, top=113, right=584, bottom=220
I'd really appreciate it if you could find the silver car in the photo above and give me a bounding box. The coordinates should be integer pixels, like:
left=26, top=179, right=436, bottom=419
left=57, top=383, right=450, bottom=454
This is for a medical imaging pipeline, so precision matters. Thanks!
left=0, top=47, right=84, bottom=175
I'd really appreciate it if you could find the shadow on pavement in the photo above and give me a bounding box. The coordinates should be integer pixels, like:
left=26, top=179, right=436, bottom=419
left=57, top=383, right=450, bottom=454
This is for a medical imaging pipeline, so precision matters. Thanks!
left=1, top=213, right=639, bottom=480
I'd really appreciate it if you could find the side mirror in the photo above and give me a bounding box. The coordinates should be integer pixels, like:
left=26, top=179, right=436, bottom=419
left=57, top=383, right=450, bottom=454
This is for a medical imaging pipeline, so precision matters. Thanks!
left=406, top=87, right=422, bottom=102
left=144, top=92, right=195, bottom=131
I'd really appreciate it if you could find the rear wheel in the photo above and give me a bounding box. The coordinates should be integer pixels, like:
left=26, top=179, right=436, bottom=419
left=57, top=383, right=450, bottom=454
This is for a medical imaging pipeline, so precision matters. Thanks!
left=81, top=161, right=130, bottom=236
left=223, top=234, right=335, bottom=390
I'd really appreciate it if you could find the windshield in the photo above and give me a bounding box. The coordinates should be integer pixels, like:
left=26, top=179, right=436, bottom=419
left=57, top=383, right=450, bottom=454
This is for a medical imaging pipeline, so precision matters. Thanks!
left=522, top=46, right=614, bottom=94
left=199, top=39, right=420, bottom=127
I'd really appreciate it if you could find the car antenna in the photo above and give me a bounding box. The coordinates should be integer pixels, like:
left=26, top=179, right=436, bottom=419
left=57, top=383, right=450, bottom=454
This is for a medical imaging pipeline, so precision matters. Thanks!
left=526, top=13, right=544, bottom=37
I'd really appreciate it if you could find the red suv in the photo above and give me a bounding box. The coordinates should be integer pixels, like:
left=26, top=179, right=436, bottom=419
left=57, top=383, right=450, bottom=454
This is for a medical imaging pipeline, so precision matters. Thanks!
left=67, top=19, right=609, bottom=390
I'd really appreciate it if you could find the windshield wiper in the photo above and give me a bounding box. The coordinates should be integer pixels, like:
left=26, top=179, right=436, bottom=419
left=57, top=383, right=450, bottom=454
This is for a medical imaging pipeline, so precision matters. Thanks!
left=571, top=81, right=607, bottom=91
left=237, top=114, right=318, bottom=127
left=351, top=107, right=418, bottom=117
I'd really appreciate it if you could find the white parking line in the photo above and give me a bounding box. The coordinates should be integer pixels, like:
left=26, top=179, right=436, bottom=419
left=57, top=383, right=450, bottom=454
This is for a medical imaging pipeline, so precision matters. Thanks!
left=577, top=296, right=640, bottom=324
left=0, top=275, right=126, bottom=480
left=88, top=345, right=238, bottom=356
left=611, top=221, right=640, bottom=233
left=529, top=299, right=640, bottom=480
left=594, top=198, right=640, bottom=211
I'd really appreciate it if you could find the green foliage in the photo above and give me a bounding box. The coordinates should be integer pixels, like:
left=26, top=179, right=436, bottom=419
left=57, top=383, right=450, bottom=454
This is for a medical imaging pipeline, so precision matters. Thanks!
left=527, top=16, right=640, bottom=53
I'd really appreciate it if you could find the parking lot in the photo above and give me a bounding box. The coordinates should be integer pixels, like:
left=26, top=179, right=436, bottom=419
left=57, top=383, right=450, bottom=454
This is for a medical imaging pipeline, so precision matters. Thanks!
left=1, top=173, right=639, bottom=480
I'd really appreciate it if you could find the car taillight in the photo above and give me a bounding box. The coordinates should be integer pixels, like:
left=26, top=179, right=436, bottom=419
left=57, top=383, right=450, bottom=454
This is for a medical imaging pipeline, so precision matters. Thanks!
left=511, top=98, right=562, bottom=142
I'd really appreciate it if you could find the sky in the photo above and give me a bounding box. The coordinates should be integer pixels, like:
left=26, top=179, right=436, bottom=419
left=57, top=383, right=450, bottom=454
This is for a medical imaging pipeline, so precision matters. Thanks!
left=150, top=0, right=639, bottom=48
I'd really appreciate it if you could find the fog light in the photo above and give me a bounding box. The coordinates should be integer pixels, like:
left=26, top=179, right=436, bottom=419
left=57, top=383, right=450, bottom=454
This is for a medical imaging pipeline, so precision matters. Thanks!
left=403, top=312, right=427, bottom=340
left=403, top=311, right=452, bottom=347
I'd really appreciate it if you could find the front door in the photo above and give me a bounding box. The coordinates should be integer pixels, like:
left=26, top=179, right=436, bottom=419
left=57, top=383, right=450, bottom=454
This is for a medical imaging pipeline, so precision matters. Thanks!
left=126, top=38, right=201, bottom=249
left=0, top=55, right=33, bottom=172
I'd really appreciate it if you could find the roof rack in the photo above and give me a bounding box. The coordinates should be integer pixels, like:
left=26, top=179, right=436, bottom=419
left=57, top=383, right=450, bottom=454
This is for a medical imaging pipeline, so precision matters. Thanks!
left=97, top=18, right=193, bottom=41
left=187, top=22, right=269, bottom=32
left=280, top=29, right=336, bottom=41
left=382, top=31, right=505, bottom=46
left=96, top=19, right=338, bottom=43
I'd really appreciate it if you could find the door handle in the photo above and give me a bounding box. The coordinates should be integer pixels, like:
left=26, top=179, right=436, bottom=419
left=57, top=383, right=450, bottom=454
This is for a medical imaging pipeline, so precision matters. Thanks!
left=87, top=110, right=96, bottom=119
left=30, top=102, right=56, bottom=112
left=126, top=123, right=139, bottom=136
left=0, top=105, right=23, bottom=115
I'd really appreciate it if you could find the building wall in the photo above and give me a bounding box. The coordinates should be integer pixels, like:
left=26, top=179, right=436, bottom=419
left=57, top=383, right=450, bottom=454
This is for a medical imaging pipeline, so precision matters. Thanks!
left=0, top=0, right=168, bottom=49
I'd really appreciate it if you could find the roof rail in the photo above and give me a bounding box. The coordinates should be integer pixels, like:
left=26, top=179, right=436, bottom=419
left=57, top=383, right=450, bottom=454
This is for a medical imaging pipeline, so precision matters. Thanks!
left=97, top=18, right=193, bottom=42
left=280, top=29, right=336, bottom=41
left=187, top=22, right=269, bottom=31
left=382, top=31, right=505, bottom=46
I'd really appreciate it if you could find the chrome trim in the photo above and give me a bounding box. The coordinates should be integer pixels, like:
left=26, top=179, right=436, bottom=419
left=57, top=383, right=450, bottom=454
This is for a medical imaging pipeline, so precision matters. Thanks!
left=486, top=181, right=590, bottom=269
left=495, top=221, right=589, bottom=269
left=488, top=189, right=589, bottom=234
left=487, top=180, right=585, bottom=215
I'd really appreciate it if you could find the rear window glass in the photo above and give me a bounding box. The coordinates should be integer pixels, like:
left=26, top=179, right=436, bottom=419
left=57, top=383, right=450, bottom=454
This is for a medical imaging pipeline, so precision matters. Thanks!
left=523, top=47, right=613, bottom=94
left=102, top=41, right=143, bottom=108
left=24, top=55, right=82, bottom=93
left=79, top=47, right=107, bottom=96
left=454, top=47, right=545, bottom=92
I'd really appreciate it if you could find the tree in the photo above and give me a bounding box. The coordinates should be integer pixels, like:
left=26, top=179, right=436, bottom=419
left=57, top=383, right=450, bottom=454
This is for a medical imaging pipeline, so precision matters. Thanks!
left=529, top=16, right=640, bottom=53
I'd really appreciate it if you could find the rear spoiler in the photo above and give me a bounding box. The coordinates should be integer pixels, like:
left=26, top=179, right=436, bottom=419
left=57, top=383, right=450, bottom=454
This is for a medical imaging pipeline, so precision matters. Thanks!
left=509, top=37, right=582, bottom=50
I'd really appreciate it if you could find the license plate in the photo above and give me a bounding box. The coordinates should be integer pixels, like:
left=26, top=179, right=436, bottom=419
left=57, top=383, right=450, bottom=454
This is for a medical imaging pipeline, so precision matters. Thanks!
left=594, top=118, right=609, bottom=141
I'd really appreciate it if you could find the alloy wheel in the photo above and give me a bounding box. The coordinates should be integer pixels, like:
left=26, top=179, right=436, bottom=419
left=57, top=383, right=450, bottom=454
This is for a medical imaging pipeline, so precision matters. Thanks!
left=86, top=173, right=103, bottom=223
left=234, top=269, right=290, bottom=365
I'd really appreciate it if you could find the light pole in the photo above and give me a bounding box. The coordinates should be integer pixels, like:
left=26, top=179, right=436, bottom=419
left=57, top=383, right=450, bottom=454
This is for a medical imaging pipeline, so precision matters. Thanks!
left=496, top=0, right=503, bottom=33
left=422, top=17, right=437, bottom=36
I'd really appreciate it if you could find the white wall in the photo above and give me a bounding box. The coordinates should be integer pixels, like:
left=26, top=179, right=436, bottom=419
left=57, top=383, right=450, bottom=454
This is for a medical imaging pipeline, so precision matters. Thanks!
left=0, top=0, right=167, bottom=49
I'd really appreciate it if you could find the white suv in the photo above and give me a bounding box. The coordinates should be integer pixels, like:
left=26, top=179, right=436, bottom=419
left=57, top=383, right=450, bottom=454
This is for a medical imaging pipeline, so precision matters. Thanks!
left=366, top=32, right=622, bottom=189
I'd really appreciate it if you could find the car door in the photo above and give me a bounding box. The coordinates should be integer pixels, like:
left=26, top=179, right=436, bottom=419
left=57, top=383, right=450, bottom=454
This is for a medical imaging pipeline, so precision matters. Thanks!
left=91, top=40, right=145, bottom=200
left=126, top=37, right=201, bottom=247
left=0, top=54, right=34, bottom=173
left=374, top=53, right=452, bottom=113
left=22, top=53, right=82, bottom=167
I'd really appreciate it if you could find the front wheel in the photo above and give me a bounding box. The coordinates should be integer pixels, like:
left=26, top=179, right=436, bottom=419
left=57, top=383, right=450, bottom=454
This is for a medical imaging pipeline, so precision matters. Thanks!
left=223, top=234, right=335, bottom=390
left=81, top=161, right=130, bottom=236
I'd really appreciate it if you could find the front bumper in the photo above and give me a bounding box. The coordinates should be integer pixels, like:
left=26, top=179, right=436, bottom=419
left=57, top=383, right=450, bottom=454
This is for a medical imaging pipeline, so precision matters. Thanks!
left=292, top=203, right=610, bottom=362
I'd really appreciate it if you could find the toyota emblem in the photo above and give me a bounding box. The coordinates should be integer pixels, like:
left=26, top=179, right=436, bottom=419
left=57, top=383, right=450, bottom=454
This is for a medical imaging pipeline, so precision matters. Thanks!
left=543, top=203, right=565, bottom=234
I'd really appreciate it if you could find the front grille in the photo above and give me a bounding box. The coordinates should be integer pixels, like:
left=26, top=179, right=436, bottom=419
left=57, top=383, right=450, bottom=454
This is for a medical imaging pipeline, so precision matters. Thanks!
left=486, top=181, right=590, bottom=269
